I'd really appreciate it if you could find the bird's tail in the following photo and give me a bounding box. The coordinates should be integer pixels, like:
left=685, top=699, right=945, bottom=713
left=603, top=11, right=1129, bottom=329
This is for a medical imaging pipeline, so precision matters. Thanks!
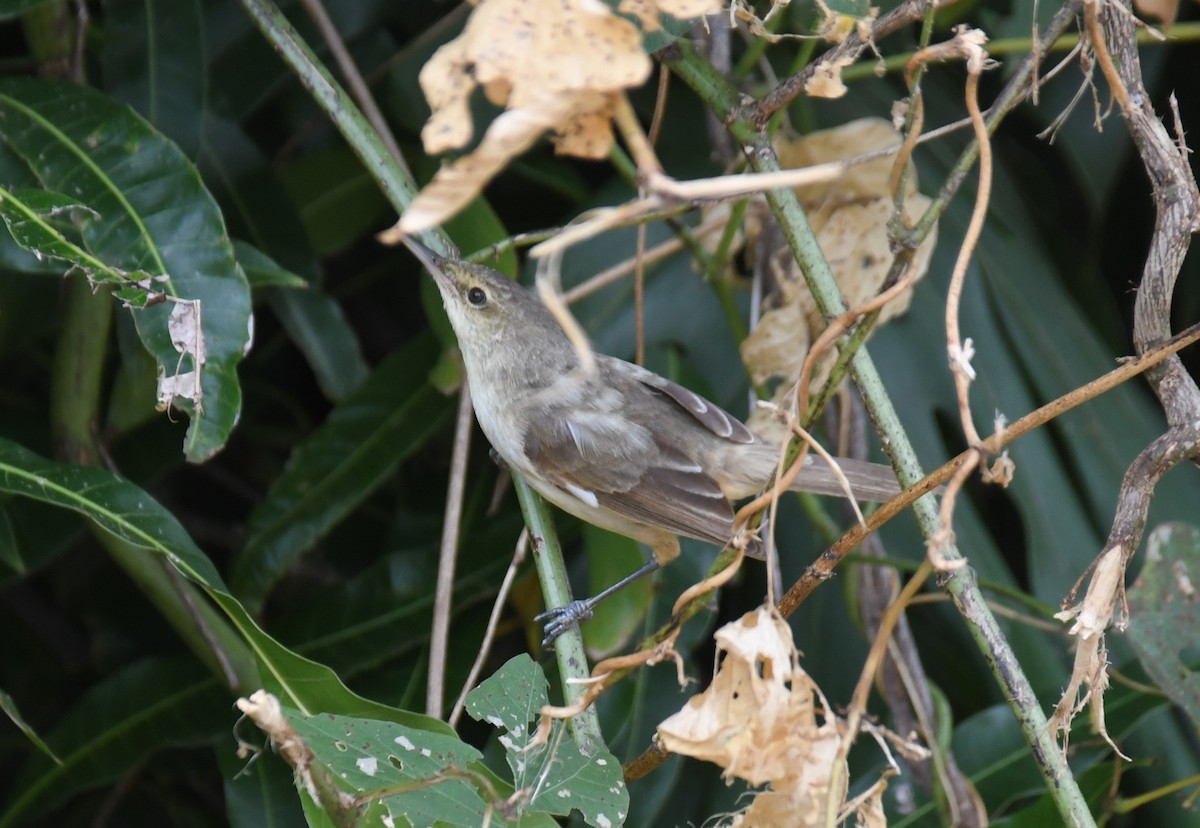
left=788, top=456, right=902, bottom=502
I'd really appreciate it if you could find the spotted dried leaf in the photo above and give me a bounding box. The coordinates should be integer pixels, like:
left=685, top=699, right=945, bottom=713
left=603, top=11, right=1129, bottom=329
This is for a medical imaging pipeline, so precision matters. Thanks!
left=395, top=92, right=612, bottom=236
left=395, top=0, right=663, bottom=233
left=658, top=606, right=895, bottom=826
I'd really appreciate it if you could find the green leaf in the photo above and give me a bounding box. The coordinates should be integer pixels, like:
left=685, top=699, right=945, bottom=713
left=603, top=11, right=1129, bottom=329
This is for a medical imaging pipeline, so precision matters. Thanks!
left=0, top=435, right=456, bottom=734
left=0, top=501, right=21, bottom=573
left=1126, top=522, right=1200, bottom=731
left=1, top=657, right=228, bottom=827
left=0, top=687, right=61, bottom=765
left=0, top=185, right=161, bottom=292
left=0, top=77, right=252, bottom=461
left=286, top=706, right=495, bottom=827
left=101, top=0, right=205, bottom=157
left=269, top=288, right=371, bottom=401
left=465, top=655, right=629, bottom=827
left=233, top=239, right=309, bottom=290
left=231, top=334, right=453, bottom=612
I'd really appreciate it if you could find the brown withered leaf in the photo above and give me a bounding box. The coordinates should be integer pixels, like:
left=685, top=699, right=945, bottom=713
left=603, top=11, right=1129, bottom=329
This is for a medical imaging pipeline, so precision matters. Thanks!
left=657, top=606, right=895, bottom=826
left=803, top=55, right=855, bottom=99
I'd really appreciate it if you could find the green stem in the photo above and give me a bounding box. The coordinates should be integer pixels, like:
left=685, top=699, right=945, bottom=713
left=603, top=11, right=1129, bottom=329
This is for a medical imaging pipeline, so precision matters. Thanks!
left=512, top=475, right=605, bottom=756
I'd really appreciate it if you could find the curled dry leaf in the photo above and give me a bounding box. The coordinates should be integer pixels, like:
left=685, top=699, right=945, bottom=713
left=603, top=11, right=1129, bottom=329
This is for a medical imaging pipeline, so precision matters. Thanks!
left=803, top=55, right=856, bottom=99
left=735, top=118, right=935, bottom=441
left=156, top=299, right=206, bottom=414
left=391, top=0, right=717, bottom=235
left=1049, top=544, right=1130, bottom=758
left=658, top=606, right=888, bottom=826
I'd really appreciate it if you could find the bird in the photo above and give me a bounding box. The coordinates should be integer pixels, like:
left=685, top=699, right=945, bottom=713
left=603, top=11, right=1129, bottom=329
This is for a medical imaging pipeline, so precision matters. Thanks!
left=402, top=238, right=899, bottom=642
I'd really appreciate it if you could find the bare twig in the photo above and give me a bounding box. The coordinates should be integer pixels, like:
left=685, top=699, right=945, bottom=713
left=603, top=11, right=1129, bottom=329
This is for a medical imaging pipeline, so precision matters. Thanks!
left=449, top=530, right=530, bottom=727
left=748, top=0, right=929, bottom=128
left=427, top=383, right=474, bottom=719
left=296, top=0, right=411, bottom=176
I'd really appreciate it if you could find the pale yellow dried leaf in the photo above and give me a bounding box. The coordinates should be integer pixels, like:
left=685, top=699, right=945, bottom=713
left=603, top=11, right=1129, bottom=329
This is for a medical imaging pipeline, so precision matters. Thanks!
left=777, top=117, right=906, bottom=201
left=418, top=39, right=476, bottom=153
left=738, top=118, right=935, bottom=428
left=620, top=0, right=722, bottom=30
left=740, top=301, right=810, bottom=387
left=856, top=786, right=888, bottom=828
left=804, top=55, right=854, bottom=98
left=658, top=607, right=843, bottom=791
left=397, top=93, right=579, bottom=234
left=406, top=0, right=655, bottom=230
left=553, top=93, right=618, bottom=158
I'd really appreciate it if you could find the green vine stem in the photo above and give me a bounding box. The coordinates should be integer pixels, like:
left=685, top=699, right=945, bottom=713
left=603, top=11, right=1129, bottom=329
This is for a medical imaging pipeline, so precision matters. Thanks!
left=512, top=476, right=604, bottom=755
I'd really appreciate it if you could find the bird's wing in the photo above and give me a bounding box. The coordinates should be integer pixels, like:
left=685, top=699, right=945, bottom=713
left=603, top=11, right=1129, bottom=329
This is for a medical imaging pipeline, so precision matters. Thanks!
left=522, top=402, right=736, bottom=548
left=616, top=359, right=757, bottom=445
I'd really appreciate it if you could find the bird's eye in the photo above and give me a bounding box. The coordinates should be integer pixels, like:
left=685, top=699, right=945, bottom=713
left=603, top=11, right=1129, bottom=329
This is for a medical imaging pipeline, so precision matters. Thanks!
left=466, top=286, right=488, bottom=307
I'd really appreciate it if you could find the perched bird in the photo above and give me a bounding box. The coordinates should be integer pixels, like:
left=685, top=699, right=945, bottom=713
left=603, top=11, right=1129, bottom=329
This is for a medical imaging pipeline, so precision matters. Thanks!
left=404, top=239, right=899, bottom=642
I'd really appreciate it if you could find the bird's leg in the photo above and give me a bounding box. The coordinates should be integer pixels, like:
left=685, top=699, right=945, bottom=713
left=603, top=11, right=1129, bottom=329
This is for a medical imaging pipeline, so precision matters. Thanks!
left=535, top=558, right=661, bottom=647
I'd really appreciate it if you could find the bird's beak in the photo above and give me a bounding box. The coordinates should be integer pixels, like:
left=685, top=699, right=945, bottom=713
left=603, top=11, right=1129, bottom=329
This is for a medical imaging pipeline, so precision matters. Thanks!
left=398, top=235, right=456, bottom=291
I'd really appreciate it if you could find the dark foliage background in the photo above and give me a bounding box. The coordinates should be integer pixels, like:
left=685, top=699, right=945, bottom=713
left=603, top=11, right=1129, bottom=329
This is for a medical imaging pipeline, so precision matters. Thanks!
left=0, top=0, right=1197, bottom=825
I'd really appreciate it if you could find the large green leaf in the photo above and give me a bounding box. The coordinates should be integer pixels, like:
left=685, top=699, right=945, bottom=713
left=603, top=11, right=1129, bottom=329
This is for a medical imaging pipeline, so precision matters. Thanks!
left=0, top=436, right=456, bottom=736
left=465, top=655, right=628, bottom=827
left=1126, top=522, right=1200, bottom=731
left=0, top=77, right=251, bottom=461
left=1, top=657, right=227, bottom=826
left=101, top=0, right=206, bottom=157
left=231, top=334, right=453, bottom=612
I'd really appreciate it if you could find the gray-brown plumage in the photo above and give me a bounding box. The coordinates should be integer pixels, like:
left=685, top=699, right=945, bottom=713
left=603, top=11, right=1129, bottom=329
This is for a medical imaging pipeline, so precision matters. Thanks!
left=404, top=239, right=899, bottom=640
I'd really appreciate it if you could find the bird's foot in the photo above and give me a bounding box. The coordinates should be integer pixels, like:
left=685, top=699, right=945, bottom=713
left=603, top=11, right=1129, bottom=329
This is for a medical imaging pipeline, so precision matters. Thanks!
left=534, top=600, right=595, bottom=648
